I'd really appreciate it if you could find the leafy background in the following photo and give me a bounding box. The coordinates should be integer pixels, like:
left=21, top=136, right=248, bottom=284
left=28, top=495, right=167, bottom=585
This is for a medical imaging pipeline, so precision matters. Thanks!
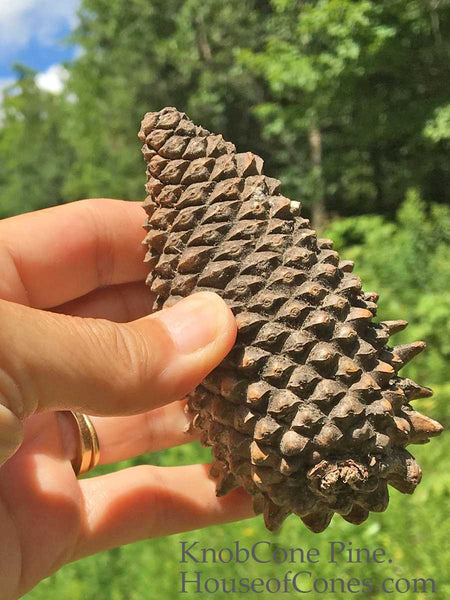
left=0, top=0, right=448, bottom=598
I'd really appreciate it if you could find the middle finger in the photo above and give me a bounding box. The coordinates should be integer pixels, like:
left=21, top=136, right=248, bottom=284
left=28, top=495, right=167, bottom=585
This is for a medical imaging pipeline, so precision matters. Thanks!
left=51, top=281, right=156, bottom=322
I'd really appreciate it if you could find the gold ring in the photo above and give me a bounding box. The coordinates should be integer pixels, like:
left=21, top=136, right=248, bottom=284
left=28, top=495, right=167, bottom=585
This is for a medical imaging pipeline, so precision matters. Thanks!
left=66, top=411, right=100, bottom=476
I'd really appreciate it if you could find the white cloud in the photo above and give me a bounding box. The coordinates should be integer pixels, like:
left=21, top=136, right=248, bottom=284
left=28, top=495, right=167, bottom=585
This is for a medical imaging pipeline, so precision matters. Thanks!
left=35, top=64, right=69, bottom=93
left=0, top=64, right=69, bottom=99
left=0, top=77, right=14, bottom=94
left=0, top=0, right=80, bottom=57
left=0, top=65, right=70, bottom=125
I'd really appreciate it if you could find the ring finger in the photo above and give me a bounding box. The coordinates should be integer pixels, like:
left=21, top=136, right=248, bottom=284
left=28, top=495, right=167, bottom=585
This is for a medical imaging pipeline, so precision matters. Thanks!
left=55, top=399, right=201, bottom=467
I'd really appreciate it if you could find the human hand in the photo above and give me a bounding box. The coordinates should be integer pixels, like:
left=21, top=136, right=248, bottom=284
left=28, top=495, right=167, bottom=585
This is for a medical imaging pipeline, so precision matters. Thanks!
left=0, top=198, right=254, bottom=600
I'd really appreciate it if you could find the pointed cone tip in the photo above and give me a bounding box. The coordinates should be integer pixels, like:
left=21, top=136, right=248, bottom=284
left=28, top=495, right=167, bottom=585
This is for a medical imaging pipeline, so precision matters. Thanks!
left=422, top=386, right=434, bottom=398
left=392, top=341, right=427, bottom=370
left=416, top=385, right=434, bottom=399
left=384, top=319, right=408, bottom=335
left=409, top=411, right=444, bottom=438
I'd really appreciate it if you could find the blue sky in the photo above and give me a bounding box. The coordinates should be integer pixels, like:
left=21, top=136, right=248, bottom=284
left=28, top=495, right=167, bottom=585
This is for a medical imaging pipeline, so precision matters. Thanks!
left=0, top=0, right=80, bottom=93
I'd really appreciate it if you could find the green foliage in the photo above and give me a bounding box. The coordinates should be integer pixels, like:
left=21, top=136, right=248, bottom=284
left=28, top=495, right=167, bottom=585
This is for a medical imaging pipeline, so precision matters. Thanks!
left=0, top=0, right=448, bottom=218
left=324, top=190, right=450, bottom=388
left=25, top=190, right=450, bottom=599
left=62, top=0, right=273, bottom=201
left=424, top=103, right=450, bottom=142
left=241, top=0, right=450, bottom=215
left=26, top=431, right=450, bottom=599
left=0, top=65, right=74, bottom=217
left=0, top=1, right=447, bottom=598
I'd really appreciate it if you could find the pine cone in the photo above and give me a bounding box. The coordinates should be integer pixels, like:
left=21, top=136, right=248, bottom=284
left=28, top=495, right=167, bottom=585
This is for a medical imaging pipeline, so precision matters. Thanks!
left=138, top=107, right=443, bottom=532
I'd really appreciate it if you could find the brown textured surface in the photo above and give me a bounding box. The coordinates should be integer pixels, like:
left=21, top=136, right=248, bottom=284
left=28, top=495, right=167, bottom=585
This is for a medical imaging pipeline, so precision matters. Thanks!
left=139, top=107, right=443, bottom=532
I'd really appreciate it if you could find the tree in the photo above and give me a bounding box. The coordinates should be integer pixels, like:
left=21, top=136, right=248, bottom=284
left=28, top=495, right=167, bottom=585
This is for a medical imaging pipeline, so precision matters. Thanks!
left=325, top=189, right=450, bottom=385
left=63, top=0, right=274, bottom=201
left=241, top=0, right=450, bottom=223
left=0, top=65, right=74, bottom=217
left=0, top=0, right=448, bottom=221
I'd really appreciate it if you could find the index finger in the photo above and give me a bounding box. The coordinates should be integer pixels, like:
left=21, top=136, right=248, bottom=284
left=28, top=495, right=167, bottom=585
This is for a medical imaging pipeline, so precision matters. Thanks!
left=0, top=198, right=149, bottom=308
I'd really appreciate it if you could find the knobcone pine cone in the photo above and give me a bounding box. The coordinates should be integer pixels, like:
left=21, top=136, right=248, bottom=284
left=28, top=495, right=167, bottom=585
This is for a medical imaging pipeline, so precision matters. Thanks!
left=138, top=107, right=443, bottom=532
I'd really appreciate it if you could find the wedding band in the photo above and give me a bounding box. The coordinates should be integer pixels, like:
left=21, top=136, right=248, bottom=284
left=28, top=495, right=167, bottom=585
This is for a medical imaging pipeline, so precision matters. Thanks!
left=66, top=411, right=100, bottom=476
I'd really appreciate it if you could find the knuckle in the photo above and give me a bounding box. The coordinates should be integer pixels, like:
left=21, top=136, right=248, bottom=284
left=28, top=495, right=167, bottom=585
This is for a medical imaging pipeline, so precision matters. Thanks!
left=87, top=319, right=156, bottom=399
left=0, top=403, right=24, bottom=465
left=137, top=465, right=174, bottom=535
left=0, top=366, right=27, bottom=420
left=0, top=303, right=29, bottom=418
left=82, top=199, right=116, bottom=287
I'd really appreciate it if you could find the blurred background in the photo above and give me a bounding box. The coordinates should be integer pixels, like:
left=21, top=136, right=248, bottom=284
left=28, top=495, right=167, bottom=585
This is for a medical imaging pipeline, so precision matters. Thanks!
left=0, top=0, right=448, bottom=598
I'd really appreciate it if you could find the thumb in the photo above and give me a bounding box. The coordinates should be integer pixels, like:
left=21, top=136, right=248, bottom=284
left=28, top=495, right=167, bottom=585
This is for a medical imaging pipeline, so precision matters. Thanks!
left=0, top=291, right=236, bottom=437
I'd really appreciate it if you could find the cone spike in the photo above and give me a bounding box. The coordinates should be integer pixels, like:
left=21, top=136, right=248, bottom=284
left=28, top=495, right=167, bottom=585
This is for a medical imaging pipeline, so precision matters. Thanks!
left=364, top=291, right=379, bottom=303
left=350, top=372, right=381, bottom=393
left=371, top=360, right=395, bottom=385
left=342, top=505, right=369, bottom=525
left=398, top=377, right=434, bottom=400
left=382, top=388, right=406, bottom=411
left=346, top=307, right=373, bottom=324
left=339, top=260, right=354, bottom=272
left=317, top=238, right=334, bottom=249
left=301, top=510, right=334, bottom=533
left=383, top=320, right=408, bottom=336
left=215, top=471, right=239, bottom=496
left=250, top=441, right=278, bottom=466
left=391, top=341, right=426, bottom=371
left=263, top=500, right=291, bottom=531
left=384, top=449, right=422, bottom=493
left=407, top=411, right=444, bottom=443
left=390, top=416, right=411, bottom=440
left=359, top=482, right=389, bottom=513
left=252, top=494, right=265, bottom=515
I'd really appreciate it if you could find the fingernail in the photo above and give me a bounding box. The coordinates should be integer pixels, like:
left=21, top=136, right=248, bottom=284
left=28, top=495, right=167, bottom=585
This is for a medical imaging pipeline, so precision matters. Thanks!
left=156, top=292, right=230, bottom=354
